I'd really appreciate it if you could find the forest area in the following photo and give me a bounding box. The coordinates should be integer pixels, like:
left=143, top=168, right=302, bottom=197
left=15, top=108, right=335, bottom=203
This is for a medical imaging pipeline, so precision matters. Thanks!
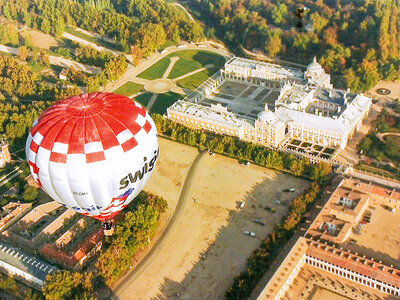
left=183, top=0, right=400, bottom=92
left=0, top=0, right=204, bottom=53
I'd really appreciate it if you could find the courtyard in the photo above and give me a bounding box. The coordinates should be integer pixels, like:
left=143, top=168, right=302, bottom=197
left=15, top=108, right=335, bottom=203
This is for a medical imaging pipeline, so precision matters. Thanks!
left=199, top=80, right=280, bottom=120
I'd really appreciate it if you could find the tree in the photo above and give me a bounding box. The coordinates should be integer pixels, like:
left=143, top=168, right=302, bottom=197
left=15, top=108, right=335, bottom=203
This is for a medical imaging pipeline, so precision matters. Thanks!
left=43, top=271, right=95, bottom=300
left=310, top=12, right=329, bottom=33
left=54, top=19, right=65, bottom=38
left=23, top=185, right=38, bottom=202
left=344, top=68, right=360, bottom=92
left=18, top=46, right=30, bottom=61
left=40, top=18, right=51, bottom=34
left=137, top=23, right=167, bottom=53
left=264, top=31, right=282, bottom=57
left=38, top=49, right=50, bottom=66
left=131, top=45, right=145, bottom=65
left=0, top=24, right=19, bottom=46
left=310, top=162, right=332, bottom=183
left=271, top=3, right=288, bottom=25
left=183, top=22, right=204, bottom=42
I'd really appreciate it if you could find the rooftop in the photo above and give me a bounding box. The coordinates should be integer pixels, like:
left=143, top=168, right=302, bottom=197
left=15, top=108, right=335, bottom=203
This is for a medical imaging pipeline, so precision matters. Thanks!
left=226, top=57, right=304, bottom=81
left=0, top=241, right=58, bottom=282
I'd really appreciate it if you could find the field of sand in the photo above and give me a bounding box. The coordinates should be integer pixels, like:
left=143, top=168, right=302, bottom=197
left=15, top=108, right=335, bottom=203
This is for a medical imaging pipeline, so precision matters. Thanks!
left=369, top=80, right=400, bottom=99
left=115, top=137, right=310, bottom=300
left=24, top=29, right=59, bottom=50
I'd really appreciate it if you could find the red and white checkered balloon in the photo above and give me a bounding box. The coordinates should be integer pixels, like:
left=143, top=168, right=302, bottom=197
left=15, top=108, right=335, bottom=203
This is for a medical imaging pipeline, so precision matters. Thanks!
left=26, top=92, right=159, bottom=221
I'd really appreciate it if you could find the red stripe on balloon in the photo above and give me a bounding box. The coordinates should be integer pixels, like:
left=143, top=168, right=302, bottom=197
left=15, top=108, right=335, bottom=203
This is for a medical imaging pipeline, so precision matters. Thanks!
left=121, top=137, right=138, bottom=152
left=50, top=152, right=67, bottom=163
left=30, top=140, right=39, bottom=153
left=143, top=121, right=152, bottom=133
left=86, top=151, right=106, bottom=163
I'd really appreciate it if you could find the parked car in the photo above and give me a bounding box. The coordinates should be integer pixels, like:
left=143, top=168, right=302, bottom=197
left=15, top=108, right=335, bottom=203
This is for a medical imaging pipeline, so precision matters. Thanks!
left=238, top=201, right=245, bottom=210
left=252, top=219, right=265, bottom=226
left=265, top=206, right=276, bottom=212
left=273, top=199, right=281, bottom=205
left=243, top=231, right=256, bottom=237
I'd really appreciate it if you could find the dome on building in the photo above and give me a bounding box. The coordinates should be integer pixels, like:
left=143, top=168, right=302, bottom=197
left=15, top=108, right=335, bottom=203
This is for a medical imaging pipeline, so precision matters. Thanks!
left=258, top=109, right=274, bottom=122
left=307, top=56, right=323, bottom=71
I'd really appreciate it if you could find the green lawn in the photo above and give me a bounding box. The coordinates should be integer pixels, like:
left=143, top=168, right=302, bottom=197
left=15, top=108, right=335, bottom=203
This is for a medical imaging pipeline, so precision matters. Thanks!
left=150, top=92, right=183, bottom=115
left=134, top=92, right=154, bottom=108
left=137, top=58, right=170, bottom=80
left=114, top=82, right=144, bottom=96
left=177, top=69, right=215, bottom=90
left=133, top=91, right=183, bottom=114
left=167, top=50, right=225, bottom=79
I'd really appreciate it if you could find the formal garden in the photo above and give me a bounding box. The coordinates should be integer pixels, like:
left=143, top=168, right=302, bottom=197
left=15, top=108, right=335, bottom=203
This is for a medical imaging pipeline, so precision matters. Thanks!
left=137, top=49, right=226, bottom=90
left=357, top=104, right=400, bottom=179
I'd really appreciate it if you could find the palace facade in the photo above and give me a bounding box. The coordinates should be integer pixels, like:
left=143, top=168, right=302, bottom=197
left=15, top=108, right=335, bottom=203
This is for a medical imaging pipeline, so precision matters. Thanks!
left=167, top=57, right=371, bottom=157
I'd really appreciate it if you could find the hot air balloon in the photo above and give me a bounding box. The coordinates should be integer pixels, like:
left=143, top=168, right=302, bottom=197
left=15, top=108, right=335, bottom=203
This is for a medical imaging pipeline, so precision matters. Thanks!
left=25, top=92, right=159, bottom=235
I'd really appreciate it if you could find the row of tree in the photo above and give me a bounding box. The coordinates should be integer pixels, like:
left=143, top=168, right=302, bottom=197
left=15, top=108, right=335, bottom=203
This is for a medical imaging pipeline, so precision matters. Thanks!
left=152, top=114, right=332, bottom=183
left=0, top=0, right=204, bottom=53
left=184, top=0, right=400, bottom=92
left=225, top=182, right=322, bottom=299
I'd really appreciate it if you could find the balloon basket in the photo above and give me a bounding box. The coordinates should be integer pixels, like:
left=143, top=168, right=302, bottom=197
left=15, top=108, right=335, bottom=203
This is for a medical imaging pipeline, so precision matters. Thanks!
left=104, top=227, right=115, bottom=236
left=103, top=221, right=115, bottom=236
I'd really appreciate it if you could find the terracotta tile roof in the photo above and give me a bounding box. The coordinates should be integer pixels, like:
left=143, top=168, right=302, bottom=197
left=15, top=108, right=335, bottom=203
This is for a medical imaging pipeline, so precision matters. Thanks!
left=306, top=240, right=400, bottom=287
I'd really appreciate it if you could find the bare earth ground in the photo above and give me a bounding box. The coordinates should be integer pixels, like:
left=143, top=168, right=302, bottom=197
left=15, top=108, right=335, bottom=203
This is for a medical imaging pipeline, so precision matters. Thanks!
left=111, top=138, right=199, bottom=285
left=25, top=30, right=59, bottom=49
left=368, top=80, right=400, bottom=99
left=115, top=138, right=309, bottom=300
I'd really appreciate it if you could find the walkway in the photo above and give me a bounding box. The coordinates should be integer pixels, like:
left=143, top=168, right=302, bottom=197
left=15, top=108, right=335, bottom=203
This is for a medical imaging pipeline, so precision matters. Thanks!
left=112, top=151, right=206, bottom=299
left=376, top=131, right=400, bottom=142
left=173, top=66, right=207, bottom=81
left=146, top=93, right=158, bottom=111
left=162, top=57, right=179, bottom=78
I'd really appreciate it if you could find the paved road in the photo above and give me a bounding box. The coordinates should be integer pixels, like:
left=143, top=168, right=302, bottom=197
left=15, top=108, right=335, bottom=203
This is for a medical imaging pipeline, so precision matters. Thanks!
left=112, top=151, right=205, bottom=299
left=0, top=44, right=101, bottom=74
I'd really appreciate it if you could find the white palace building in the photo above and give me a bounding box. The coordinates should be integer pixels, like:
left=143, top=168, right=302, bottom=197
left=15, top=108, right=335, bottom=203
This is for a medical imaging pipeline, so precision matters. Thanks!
left=167, top=57, right=372, bottom=160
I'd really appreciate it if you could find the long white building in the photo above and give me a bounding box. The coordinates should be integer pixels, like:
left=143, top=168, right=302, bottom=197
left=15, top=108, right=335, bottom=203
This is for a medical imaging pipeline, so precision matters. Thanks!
left=167, top=57, right=371, bottom=158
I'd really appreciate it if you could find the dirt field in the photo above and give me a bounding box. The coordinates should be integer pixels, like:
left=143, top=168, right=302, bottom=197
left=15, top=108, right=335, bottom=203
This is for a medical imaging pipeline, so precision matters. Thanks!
left=143, top=137, right=199, bottom=214
left=311, top=288, right=352, bottom=300
left=369, top=80, right=400, bottom=99
left=25, top=30, right=59, bottom=49
left=115, top=137, right=309, bottom=300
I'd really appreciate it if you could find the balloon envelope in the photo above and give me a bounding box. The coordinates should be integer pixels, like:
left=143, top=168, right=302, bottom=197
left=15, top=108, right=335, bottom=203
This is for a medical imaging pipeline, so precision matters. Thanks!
left=26, top=92, right=159, bottom=221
